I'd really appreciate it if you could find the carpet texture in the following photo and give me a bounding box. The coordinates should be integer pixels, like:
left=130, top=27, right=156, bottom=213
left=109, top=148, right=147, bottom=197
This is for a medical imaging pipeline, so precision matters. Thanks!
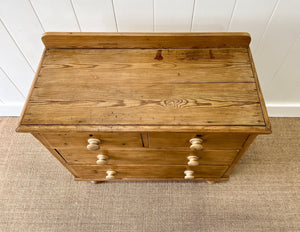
left=0, top=117, right=299, bottom=232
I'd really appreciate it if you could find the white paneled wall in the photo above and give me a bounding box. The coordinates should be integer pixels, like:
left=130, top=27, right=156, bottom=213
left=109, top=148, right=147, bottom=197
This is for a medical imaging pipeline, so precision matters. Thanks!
left=192, top=0, right=236, bottom=32
left=0, top=0, right=299, bottom=116
left=0, top=0, right=44, bottom=70
left=254, top=0, right=300, bottom=88
left=0, top=19, right=34, bottom=96
left=154, top=0, right=194, bottom=32
left=30, top=0, right=80, bottom=32
left=268, top=36, right=300, bottom=104
left=114, top=0, right=153, bottom=32
left=72, top=0, right=117, bottom=32
left=228, top=0, right=278, bottom=50
left=0, top=67, right=24, bottom=102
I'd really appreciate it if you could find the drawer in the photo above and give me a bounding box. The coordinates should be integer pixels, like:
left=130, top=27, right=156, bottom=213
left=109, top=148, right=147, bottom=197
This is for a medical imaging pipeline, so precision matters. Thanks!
left=71, top=165, right=228, bottom=179
left=149, top=132, right=248, bottom=149
left=42, top=132, right=144, bottom=150
left=58, top=149, right=238, bottom=165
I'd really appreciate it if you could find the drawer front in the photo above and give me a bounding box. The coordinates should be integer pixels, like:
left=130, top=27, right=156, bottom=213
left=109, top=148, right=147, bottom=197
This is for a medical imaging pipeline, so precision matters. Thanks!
left=58, top=149, right=238, bottom=165
left=42, top=132, right=144, bottom=150
left=149, top=132, right=248, bottom=149
left=71, top=165, right=228, bottom=179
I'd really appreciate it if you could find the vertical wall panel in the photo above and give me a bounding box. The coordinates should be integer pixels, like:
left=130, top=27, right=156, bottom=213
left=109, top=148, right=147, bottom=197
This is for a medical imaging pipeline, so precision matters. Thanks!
left=192, top=0, right=236, bottom=32
left=0, top=68, right=24, bottom=103
left=72, top=0, right=117, bottom=32
left=30, top=0, right=80, bottom=31
left=264, top=36, right=300, bottom=104
left=0, top=0, right=44, bottom=70
left=229, top=0, right=278, bottom=51
left=254, top=0, right=300, bottom=90
left=0, top=21, right=35, bottom=96
left=113, top=0, right=153, bottom=32
left=154, top=0, right=194, bottom=32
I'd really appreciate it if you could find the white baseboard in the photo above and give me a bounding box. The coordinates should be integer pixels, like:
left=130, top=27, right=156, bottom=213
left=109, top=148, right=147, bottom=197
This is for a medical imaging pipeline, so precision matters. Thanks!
left=0, top=103, right=300, bottom=117
left=0, top=104, right=23, bottom=116
left=266, top=104, right=300, bottom=117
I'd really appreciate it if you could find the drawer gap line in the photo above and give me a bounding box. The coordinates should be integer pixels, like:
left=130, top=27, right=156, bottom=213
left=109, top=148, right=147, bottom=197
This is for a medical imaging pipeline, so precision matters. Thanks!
left=54, top=149, right=67, bottom=163
left=140, top=133, right=145, bottom=147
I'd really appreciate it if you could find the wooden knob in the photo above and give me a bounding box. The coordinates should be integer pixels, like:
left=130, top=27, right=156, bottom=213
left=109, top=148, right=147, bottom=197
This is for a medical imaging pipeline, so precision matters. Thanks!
left=184, top=170, right=194, bottom=180
left=96, top=154, right=109, bottom=165
left=87, top=138, right=101, bottom=151
left=189, top=138, right=203, bottom=151
left=106, top=170, right=117, bottom=180
left=187, top=155, right=199, bottom=166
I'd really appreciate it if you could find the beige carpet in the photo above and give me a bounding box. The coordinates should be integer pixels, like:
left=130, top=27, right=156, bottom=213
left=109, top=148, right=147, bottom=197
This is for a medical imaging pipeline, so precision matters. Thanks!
left=0, top=117, right=299, bottom=232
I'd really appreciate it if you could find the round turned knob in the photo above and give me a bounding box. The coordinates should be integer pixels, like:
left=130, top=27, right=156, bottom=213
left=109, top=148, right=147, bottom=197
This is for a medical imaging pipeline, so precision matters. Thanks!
left=106, top=170, right=117, bottom=180
left=189, top=138, right=203, bottom=151
left=96, top=154, right=109, bottom=165
left=184, top=170, right=194, bottom=180
left=87, top=138, right=101, bottom=151
left=187, top=155, right=199, bottom=166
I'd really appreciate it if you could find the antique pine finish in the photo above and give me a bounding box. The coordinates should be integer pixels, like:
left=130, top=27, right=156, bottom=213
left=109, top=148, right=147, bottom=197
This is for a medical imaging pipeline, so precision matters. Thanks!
left=17, top=32, right=271, bottom=184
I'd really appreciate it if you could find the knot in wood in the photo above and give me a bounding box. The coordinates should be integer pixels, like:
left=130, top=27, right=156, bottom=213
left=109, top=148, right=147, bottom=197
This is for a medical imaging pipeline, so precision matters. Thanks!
left=163, top=98, right=188, bottom=109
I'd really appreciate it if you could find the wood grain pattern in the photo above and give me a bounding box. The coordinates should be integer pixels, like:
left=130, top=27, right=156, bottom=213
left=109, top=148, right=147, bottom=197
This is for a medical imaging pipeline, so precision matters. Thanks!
left=39, top=48, right=253, bottom=82
left=22, top=101, right=264, bottom=126
left=248, top=48, right=272, bottom=131
left=57, top=149, right=239, bottom=165
left=74, top=176, right=229, bottom=182
left=17, top=33, right=269, bottom=133
left=17, top=49, right=47, bottom=131
left=23, top=80, right=264, bottom=125
left=35, top=48, right=254, bottom=88
left=16, top=33, right=271, bottom=183
left=42, top=47, right=251, bottom=64
left=16, top=124, right=271, bottom=133
left=42, top=132, right=144, bottom=149
left=32, top=132, right=79, bottom=177
left=149, top=132, right=248, bottom=149
left=24, top=75, right=263, bottom=126
left=31, top=82, right=258, bottom=102
left=141, top=132, right=149, bottom=147
left=41, top=32, right=251, bottom=49
left=71, top=165, right=228, bottom=179
left=223, top=134, right=257, bottom=177
left=2, top=2, right=300, bottom=116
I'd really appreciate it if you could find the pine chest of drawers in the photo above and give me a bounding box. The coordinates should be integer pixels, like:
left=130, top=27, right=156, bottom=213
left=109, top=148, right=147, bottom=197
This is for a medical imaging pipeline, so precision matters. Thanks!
left=17, top=32, right=271, bottom=184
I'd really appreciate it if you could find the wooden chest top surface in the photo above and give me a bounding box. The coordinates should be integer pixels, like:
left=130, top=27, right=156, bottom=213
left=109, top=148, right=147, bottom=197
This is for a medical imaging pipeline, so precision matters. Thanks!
left=17, top=32, right=271, bottom=133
